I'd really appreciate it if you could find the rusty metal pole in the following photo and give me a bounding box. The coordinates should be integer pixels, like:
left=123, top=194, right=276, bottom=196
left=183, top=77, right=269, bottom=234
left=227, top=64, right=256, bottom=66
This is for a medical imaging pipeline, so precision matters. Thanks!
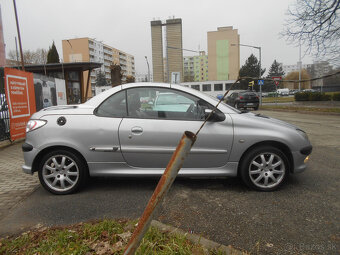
left=124, top=131, right=197, bottom=255
left=12, top=0, right=25, bottom=71
left=84, top=69, right=91, bottom=102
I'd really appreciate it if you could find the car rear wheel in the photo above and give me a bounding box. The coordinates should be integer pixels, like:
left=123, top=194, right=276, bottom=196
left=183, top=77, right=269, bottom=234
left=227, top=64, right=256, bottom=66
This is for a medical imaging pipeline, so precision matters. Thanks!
left=38, top=150, right=87, bottom=195
left=240, top=146, right=288, bottom=191
left=234, top=103, right=239, bottom=109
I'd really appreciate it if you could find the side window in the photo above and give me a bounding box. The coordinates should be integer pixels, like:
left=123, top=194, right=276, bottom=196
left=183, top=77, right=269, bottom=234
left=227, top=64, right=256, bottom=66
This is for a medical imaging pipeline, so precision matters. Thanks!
left=126, top=87, right=208, bottom=120
left=96, top=90, right=127, bottom=117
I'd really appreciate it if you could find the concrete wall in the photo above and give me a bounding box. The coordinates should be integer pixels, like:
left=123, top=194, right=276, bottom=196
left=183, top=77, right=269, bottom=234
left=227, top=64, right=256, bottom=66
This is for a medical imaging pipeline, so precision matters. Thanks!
left=166, top=19, right=183, bottom=83
left=151, top=21, right=164, bottom=82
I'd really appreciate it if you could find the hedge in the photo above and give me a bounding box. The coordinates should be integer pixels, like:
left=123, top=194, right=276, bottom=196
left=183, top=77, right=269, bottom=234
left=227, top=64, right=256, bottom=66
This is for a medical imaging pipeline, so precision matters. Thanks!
left=295, top=92, right=331, bottom=101
left=333, top=93, right=340, bottom=101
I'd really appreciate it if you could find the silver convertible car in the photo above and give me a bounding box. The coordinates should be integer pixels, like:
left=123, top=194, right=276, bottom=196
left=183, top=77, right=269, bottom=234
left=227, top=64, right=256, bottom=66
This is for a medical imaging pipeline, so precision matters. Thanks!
left=22, top=83, right=312, bottom=194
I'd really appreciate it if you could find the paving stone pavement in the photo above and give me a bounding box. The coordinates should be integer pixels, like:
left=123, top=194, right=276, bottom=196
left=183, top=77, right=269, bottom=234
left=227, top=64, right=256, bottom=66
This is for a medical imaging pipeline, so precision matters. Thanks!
left=0, top=142, right=39, bottom=220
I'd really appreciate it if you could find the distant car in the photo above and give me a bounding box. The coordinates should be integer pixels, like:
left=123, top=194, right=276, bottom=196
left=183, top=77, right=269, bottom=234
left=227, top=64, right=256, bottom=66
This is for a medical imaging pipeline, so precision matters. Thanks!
left=277, top=88, right=289, bottom=96
left=226, top=91, right=259, bottom=110
left=22, top=83, right=312, bottom=194
left=289, top=89, right=298, bottom=95
left=261, top=92, right=268, bottom=97
left=216, top=94, right=224, bottom=100
left=302, top=89, right=318, bottom=93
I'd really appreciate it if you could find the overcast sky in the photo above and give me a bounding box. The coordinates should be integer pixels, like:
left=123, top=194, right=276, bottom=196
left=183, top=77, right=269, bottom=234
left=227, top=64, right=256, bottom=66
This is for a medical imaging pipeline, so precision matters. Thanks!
left=1, top=0, right=313, bottom=75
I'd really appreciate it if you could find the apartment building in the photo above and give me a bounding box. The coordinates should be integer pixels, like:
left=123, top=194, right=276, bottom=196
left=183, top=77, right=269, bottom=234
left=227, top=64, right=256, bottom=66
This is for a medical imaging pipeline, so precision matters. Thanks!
left=183, top=51, right=208, bottom=82
left=207, top=26, right=240, bottom=81
left=282, top=62, right=312, bottom=75
left=62, top=37, right=135, bottom=91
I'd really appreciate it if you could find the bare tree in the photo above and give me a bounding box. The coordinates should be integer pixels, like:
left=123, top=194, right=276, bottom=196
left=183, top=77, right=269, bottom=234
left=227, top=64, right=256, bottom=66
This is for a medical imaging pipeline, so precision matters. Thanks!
left=7, top=48, right=47, bottom=64
left=282, top=0, right=340, bottom=64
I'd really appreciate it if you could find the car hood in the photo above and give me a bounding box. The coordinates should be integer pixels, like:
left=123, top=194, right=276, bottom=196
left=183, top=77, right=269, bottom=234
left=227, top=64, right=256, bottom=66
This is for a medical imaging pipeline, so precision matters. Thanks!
left=231, top=112, right=300, bottom=131
left=30, top=104, right=95, bottom=119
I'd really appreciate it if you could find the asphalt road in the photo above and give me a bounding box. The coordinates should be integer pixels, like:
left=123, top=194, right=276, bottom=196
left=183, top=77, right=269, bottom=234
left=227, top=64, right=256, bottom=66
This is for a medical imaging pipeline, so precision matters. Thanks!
left=0, top=110, right=339, bottom=254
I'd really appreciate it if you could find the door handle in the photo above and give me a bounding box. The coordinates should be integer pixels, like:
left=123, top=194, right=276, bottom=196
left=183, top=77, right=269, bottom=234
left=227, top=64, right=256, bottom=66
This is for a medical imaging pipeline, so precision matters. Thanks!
left=131, top=126, right=143, bottom=134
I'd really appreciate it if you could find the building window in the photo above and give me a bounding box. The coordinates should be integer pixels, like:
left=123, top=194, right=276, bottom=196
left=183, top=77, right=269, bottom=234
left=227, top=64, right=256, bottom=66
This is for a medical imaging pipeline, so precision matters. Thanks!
left=203, top=84, right=211, bottom=91
left=191, top=85, right=200, bottom=91
left=214, top=84, right=223, bottom=91
left=225, top=83, right=232, bottom=90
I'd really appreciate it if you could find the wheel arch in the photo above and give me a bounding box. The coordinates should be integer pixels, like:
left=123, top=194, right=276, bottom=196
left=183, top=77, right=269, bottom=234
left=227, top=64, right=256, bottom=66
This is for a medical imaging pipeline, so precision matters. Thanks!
left=32, top=145, right=89, bottom=174
left=237, top=140, right=294, bottom=176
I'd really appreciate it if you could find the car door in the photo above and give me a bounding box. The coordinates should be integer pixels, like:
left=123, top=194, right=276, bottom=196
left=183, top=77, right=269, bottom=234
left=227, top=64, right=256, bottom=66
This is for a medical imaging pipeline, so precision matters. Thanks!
left=118, top=87, right=233, bottom=169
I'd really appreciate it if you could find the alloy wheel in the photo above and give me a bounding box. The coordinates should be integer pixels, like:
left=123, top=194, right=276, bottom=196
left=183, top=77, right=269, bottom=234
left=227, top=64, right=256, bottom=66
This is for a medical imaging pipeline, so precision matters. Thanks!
left=42, top=155, right=79, bottom=192
left=248, top=152, right=285, bottom=189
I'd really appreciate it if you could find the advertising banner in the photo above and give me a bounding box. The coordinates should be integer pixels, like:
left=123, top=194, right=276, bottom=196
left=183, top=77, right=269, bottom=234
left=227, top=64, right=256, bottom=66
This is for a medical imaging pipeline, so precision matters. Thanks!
left=4, top=68, right=36, bottom=141
left=33, top=73, right=57, bottom=111
left=55, top=78, right=67, bottom=105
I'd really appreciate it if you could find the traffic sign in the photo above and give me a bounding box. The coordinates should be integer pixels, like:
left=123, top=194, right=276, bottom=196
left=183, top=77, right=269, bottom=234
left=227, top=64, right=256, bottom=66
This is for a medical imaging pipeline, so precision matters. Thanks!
left=258, top=80, right=264, bottom=86
left=272, top=76, right=282, bottom=87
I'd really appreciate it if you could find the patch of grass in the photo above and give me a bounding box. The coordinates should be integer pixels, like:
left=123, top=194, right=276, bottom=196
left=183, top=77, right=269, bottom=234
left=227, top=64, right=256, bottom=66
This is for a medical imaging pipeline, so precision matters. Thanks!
left=260, top=105, right=340, bottom=113
left=262, top=97, right=294, bottom=103
left=0, top=219, right=240, bottom=255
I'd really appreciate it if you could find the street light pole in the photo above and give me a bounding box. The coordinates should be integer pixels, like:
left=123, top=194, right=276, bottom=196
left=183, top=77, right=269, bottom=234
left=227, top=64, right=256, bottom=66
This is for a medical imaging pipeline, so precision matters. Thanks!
left=145, top=56, right=150, bottom=82
left=298, top=43, right=301, bottom=91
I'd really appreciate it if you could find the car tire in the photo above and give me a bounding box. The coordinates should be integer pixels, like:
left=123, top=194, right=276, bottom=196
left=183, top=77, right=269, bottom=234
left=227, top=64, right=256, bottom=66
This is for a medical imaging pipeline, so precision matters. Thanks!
left=38, top=150, right=88, bottom=195
left=234, top=103, right=239, bottom=109
left=239, top=146, right=288, bottom=191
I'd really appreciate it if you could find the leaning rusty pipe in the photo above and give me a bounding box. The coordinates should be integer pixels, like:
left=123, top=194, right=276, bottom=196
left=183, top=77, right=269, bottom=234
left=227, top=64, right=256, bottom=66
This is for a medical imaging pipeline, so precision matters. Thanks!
left=123, top=131, right=197, bottom=255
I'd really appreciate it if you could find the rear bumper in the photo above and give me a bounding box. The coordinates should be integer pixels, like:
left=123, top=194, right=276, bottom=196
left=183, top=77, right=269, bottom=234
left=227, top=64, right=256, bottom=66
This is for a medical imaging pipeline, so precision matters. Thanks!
left=238, top=102, right=259, bottom=108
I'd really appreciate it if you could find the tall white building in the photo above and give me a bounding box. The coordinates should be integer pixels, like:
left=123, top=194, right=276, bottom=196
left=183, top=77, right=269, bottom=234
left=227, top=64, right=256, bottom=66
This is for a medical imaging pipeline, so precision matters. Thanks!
left=282, top=62, right=312, bottom=75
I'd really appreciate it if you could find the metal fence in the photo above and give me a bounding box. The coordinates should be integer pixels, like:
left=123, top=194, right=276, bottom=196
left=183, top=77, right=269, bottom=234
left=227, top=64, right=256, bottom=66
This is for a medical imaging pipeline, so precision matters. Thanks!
left=0, top=75, right=10, bottom=141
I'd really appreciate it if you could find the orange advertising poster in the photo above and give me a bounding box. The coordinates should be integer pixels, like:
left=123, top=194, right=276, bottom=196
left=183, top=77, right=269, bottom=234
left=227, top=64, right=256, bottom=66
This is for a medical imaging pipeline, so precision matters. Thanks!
left=4, top=68, right=36, bottom=141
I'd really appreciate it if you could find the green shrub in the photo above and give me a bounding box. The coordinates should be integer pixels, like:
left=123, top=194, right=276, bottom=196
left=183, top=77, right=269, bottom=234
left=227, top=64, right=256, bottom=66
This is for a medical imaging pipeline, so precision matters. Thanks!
left=295, top=92, right=309, bottom=101
left=321, top=94, right=332, bottom=101
left=295, top=92, right=331, bottom=101
left=332, top=92, right=340, bottom=101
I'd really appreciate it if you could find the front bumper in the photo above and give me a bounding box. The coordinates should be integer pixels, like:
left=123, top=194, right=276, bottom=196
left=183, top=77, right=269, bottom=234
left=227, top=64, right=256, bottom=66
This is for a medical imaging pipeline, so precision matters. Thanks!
left=292, top=145, right=313, bottom=173
left=21, top=142, right=40, bottom=175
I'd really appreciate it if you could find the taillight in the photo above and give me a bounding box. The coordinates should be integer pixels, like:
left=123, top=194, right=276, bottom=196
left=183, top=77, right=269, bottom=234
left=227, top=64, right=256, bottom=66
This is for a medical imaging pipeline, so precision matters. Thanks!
left=239, top=96, right=244, bottom=99
left=26, top=120, right=47, bottom=133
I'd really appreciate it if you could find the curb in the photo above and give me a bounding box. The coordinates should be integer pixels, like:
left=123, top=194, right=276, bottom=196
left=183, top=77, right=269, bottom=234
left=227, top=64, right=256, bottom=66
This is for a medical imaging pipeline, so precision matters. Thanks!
left=151, top=220, right=245, bottom=254
left=259, top=108, right=340, bottom=116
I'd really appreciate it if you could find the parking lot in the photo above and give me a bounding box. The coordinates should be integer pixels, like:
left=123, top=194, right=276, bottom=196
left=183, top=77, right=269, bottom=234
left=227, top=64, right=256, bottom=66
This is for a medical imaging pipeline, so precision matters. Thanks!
left=0, top=110, right=339, bottom=254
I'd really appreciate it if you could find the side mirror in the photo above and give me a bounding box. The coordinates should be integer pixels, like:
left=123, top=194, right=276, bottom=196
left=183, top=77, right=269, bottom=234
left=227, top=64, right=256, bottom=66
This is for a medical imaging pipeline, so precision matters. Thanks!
left=204, top=109, right=225, bottom=122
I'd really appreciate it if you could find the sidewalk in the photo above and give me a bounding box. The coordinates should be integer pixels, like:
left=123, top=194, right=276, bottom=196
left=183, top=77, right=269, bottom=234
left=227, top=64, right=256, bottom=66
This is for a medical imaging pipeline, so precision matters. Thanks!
left=0, top=142, right=39, bottom=220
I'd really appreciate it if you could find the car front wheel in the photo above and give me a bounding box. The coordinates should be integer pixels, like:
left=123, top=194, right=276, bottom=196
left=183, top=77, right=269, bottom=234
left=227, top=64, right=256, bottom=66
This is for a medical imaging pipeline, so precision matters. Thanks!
left=240, top=146, right=288, bottom=191
left=38, top=150, right=87, bottom=195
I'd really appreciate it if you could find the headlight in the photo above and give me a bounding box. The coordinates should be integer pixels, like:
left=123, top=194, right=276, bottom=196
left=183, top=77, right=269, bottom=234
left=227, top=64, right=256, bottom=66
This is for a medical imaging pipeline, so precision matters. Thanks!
left=296, top=128, right=309, bottom=140
left=26, top=119, right=47, bottom=133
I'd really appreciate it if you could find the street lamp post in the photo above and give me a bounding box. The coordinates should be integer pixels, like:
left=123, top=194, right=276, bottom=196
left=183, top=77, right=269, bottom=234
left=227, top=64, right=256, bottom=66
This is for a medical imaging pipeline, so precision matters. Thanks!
left=145, top=56, right=150, bottom=82
left=231, top=43, right=262, bottom=105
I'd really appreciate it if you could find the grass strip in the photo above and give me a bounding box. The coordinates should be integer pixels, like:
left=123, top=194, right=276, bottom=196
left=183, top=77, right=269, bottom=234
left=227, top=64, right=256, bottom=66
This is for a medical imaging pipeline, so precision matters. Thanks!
left=0, top=219, right=243, bottom=255
left=260, top=105, right=340, bottom=113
